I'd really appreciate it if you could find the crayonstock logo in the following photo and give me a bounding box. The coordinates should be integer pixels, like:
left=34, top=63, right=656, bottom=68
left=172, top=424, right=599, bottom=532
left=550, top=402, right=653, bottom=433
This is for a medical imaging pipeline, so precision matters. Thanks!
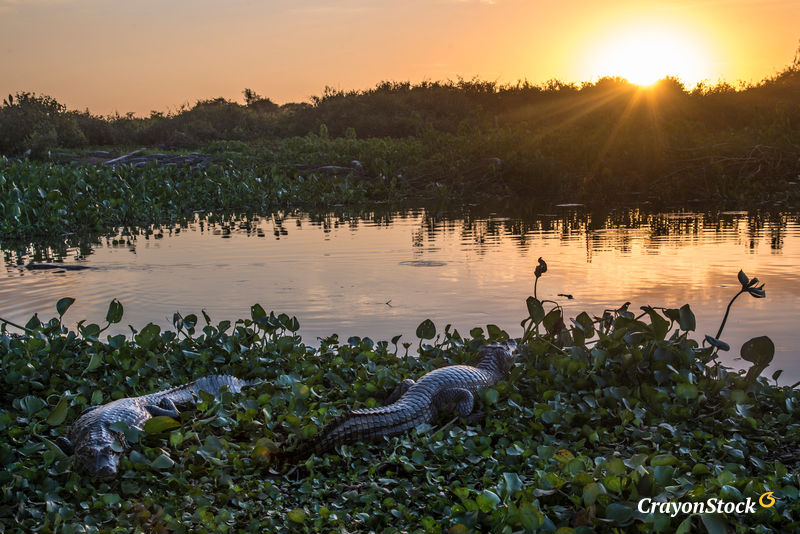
left=637, top=492, right=777, bottom=518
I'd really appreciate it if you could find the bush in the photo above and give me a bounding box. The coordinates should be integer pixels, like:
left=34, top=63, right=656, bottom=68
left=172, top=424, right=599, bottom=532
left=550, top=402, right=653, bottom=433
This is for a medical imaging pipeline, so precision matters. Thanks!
left=0, top=92, right=86, bottom=156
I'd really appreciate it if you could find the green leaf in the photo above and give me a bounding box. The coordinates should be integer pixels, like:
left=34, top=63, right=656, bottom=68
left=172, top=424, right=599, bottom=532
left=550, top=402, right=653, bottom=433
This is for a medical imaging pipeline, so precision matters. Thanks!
left=143, top=416, right=181, bottom=434
left=664, top=308, right=680, bottom=323
left=287, top=508, right=306, bottom=524
left=475, top=489, right=500, bottom=512
left=56, top=297, right=75, bottom=317
left=678, top=304, right=696, bottom=331
left=17, top=396, right=46, bottom=417
left=574, top=311, right=594, bottom=335
left=106, top=299, right=123, bottom=324
left=651, top=454, right=677, bottom=466
left=483, top=388, right=499, bottom=405
left=676, top=516, right=693, bottom=534
left=502, top=472, right=523, bottom=496
left=416, top=319, right=436, bottom=340
left=526, top=297, right=545, bottom=323
left=150, top=453, right=174, bottom=470
left=582, top=482, right=605, bottom=505
left=251, top=303, right=267, bottom=321
left=642, top=306, right=669, bottom=340
left=517, top=501, right=542, bottom=530
left=543, top=308, right=562, bottom=334
left=604, top=457, right=626, bottom=476
left=604, top=503, right=633, bottom=523
left=129, top=450, right=149, bottom=467
left=700, top=513, right=728, bottom=534
left=46, top=395, right=70, bottom=426
left=740, top=336, right=774, bottom=366
left=676, top=383, right=698, bottom=400
left=85, top=352, right=103, bottom=372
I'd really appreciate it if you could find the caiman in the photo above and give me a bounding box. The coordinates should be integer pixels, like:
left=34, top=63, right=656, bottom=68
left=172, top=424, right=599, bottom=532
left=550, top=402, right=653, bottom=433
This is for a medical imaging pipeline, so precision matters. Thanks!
left=289, top=340, right=516, bottom=459
left=57, top=375, right=255, bottom=477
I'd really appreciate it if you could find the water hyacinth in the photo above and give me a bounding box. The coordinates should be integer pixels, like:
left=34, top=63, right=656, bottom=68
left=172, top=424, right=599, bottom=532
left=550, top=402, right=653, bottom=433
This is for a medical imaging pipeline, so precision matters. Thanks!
left=1, top=267, right=796, bottom=532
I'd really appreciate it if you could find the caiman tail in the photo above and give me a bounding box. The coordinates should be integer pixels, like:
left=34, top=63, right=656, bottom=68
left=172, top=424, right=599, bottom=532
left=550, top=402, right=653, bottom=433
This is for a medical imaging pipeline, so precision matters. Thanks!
left=286, top=403, right=431, bottom=460
left=283, top=341, right=516, bottom=461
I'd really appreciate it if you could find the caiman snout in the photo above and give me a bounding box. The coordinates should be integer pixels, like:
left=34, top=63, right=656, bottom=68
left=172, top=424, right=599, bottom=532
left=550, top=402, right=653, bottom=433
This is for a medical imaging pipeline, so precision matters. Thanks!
left=77, top=444, right=120, bottom=478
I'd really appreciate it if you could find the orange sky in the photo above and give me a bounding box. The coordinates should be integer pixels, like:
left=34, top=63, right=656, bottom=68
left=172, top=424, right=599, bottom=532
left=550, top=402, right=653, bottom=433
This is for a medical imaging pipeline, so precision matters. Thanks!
left=1, top=0, right=798, bottom=115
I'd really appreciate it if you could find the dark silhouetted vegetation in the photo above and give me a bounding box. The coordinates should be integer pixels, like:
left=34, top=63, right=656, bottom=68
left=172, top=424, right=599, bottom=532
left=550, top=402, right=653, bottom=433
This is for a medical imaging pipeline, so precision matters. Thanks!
left=1, top=52, right=799, bottom=237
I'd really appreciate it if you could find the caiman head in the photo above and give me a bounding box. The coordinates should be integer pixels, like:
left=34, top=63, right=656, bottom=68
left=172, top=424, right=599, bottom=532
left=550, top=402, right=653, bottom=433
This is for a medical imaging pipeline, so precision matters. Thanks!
left=74, top=439, right=122, bottom=478
left=475, top=340, right=517, bottom=378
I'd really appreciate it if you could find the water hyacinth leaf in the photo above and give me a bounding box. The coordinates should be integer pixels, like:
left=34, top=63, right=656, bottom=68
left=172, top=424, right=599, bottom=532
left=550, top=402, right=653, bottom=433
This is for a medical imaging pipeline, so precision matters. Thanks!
left=102, top=493, right=121, bottom=506
left=56, top=297, right=75, bottom=317
left=85, top=352, right=102, bottom=372
left=106, top=299, right=123, bottom=324
left=251, top=303, right=267, bottom=321
left=604, top=457, right=626, bottom=476
left=502, top=472, right=524, bottom=496
left=675, top=516, right=694, bottom=534
left=526, top=297, right=545, bottom=324
left=46, top=395, right=70, bottom=426
left=583, top=482, right=605, bottom=505
left=651, top=454, right=678, bottom=466
left=476, top=490, right=501, bottom=512
left=25, top=313, right=41, bottom=330
left=416, top=319, right=436, bottom=340
left=483, top=388, right=499, bottom=405
left=663, top=308, right=680, bottom=323
left=678, top=304, right=696, bottom=331
left=128, top=450, right=148, bottom=467
left=287, top=509, right=306, bottom=524
left=517, top=502, right=542, bottom=530
left=741, top=336, right=774, bottom=366
left=575, top=311, right=594, bottom=334
left=183, top=314, right=197, bottom=330
left=143, top=416, right=181, bottom=434
left=676, top=383, right=698, bottom=400
left=41, top=437, right=68, bottom=460
left=17, top=396, right=46, bottom=417
left=543, top=309, right=563, bottom=334
left=109, top=421, right=140, bottom=443
left=150, top=453, right=175, bottom=470
left=641, top=306, right=669, bottom=340
left=604, top=503, right=633, bottom=524
left=704, top=335, right=730, bottom=351
left=486, top=324, right=504, bottom=340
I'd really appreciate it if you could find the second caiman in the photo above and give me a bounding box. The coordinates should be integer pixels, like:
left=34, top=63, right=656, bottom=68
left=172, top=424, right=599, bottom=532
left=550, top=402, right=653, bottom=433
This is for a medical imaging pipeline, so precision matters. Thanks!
left=289, top=340, right=516, bottom=459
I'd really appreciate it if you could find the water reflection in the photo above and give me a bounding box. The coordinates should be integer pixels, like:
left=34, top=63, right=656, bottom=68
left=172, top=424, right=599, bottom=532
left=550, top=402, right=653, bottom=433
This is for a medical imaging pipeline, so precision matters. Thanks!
left=2, top=205, right=799, bottom=383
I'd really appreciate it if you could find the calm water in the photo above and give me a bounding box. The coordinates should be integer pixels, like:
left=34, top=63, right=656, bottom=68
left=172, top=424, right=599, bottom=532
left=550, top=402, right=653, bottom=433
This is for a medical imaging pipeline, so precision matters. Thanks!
left=2, top=206, right=799, bottom=383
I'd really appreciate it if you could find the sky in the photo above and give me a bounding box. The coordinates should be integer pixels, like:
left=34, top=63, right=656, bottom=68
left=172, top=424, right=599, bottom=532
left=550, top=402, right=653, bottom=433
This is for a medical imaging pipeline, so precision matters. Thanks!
left=1, top=0, right=798, bottom=115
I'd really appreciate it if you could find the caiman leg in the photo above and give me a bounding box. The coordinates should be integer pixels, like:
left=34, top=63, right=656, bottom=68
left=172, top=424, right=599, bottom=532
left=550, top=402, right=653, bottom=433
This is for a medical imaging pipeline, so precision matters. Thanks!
left=433, top=388, right=484, bottom=423
left=144, top=398, right=180, bottom=418
left=385, top=379, right=415, bottom=405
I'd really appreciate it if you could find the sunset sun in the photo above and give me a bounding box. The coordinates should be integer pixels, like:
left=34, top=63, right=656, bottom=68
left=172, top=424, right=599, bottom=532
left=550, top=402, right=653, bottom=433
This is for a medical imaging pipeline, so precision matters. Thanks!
left=591, top=26, right=710, bottom=86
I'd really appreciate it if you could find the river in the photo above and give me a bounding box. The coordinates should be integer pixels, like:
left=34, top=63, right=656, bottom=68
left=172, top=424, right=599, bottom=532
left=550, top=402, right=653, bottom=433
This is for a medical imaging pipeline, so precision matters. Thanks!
left=2, top=205, right=798, bottom=383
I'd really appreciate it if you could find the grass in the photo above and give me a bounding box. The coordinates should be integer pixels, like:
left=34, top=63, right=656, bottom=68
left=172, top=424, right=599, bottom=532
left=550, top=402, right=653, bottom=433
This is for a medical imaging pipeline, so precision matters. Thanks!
left=1, top=270, right=797, bottom=533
